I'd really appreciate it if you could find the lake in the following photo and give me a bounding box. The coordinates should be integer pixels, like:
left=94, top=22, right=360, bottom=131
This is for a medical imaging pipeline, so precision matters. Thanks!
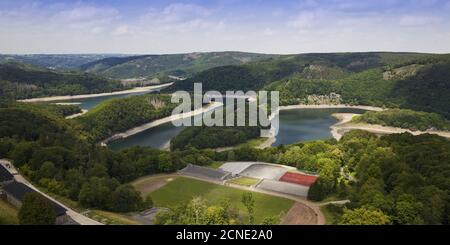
left=272, top=108, right=367, bottom=146
left=108, top=108, right=367, bottom=150
left=56, top=90, right=161, bottom=110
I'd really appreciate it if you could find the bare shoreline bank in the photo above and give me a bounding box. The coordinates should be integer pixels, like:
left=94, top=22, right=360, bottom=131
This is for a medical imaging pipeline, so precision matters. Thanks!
left=101, top=102, right=223, bottom=146
left=278, top=104, right=384, bottom=112
left=18, top=83, right=173, bottom=103
left=259, top=104, right=384, bottom=148
left=330, top=113, right=450, bottom=141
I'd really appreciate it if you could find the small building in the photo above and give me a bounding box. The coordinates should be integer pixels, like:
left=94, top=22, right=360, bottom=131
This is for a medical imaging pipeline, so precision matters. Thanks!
left=0, top=164, right=14, bottom=186
left=2, top=181, right=70, bottom=225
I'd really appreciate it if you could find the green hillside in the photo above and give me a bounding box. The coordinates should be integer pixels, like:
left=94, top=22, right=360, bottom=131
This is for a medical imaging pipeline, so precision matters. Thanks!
left=354, top=109, right=450, bottom=131
left=0, top=54, right=120, bottom=70
left=169, top=52, right=450, bottom=118
left=0, top=62, right=123, bottom=99
left=75, top=94, right=178, bottom=142
left=81, top=52, right=275, bottom=79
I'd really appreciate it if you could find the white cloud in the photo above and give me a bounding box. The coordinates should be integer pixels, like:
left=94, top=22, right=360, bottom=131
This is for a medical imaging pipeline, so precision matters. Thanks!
left=112, top=25, right=130, bottom=36
left=262, top=27, right=274, bottom=36
left=54, top=6, right=119, bottom=29
left=287, top=11, right=318, bottom=29
left=139, top=3, right=223, bottom=34
left=399, top=15, right=440, bottom=26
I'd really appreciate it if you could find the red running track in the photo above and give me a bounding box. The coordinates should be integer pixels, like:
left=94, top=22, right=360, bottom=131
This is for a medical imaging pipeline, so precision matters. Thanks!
left=279, top=172, right=318, bottom=187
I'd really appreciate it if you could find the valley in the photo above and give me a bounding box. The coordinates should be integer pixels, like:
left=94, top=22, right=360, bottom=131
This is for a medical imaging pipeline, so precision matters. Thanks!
left=1, top=51, right=450, bottom=226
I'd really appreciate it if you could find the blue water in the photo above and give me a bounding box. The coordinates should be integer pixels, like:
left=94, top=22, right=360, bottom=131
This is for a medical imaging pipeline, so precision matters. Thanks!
left=56, top=90, right=161, bottom=110
left=107, top=108, right=367, bottom=150
left=272, top=108, right=367, bottom=146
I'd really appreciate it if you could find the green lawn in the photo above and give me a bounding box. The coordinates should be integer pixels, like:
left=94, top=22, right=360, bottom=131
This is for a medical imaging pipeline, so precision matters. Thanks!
left=0, top=199, right=19, bottom=225
left=206, top=161, right=224, bottom=169
left=150, top=177, right=294, bottom=224
left=86, top=210, right=141, bottom=225
left=227, top=177, right=260, bottom=186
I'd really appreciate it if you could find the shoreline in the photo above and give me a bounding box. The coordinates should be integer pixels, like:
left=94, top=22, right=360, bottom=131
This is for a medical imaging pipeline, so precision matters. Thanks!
left=259, top=104, right=384, bottom=148
left=65, top=109, right=88, bottom=119
left=18, top=83, right=173, bottom=103
left=278, top=104, right=384, bottom=112
left=330, top=113, right=450, bottom=140
left=101, top=102, right=223, bottom=146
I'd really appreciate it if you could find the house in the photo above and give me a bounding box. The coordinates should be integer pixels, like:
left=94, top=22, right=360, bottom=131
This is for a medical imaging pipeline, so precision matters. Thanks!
left=2, top=181, right=71, bottom=225
left=0, top=164, right=14, bottom=186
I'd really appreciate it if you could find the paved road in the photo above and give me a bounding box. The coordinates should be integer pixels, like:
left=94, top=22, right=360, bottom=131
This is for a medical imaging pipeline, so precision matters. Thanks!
left=1, top=159, right=102, bottom=225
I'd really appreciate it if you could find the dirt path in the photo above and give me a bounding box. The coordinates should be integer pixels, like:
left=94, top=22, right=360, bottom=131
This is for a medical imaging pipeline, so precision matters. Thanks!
left=280, top=202, right=318, bottom=225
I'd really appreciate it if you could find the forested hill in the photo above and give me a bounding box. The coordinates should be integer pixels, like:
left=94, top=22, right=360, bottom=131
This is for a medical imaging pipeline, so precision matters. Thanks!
left=81, top=51, right=275, bottom=79
left=171, top=52, right=450, bottom=118
left=0, top=62, right=123, bottom=100
left=75, top=94, right=178, bottom=142
left=0, top=54, right=120, bottom=70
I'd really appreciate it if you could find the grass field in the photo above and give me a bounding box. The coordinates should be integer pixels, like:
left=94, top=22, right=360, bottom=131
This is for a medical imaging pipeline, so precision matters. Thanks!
left=131, top=174, right=179, bottom=197
left=227, top=177, right=260, bottom=186
left=206, top=161, right=224, bottom=169
left=150, top=177, right=294, bottom=224
left=0, top=199, right=19, bottom=225
left=86, top=210, right=141, bottom=225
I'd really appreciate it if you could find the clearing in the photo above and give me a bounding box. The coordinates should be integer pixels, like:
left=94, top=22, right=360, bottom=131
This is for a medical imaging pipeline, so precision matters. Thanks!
left=131, top=174, right=178, bottom=197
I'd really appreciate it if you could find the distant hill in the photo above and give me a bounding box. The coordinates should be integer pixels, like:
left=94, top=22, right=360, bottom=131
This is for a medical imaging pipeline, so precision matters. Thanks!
left=0, top=62, right=123, bottom=100
left=0, top=54, right=123, bottom=70
left=170, top=52, right=450, bottom=118
left=80, top=52, right=276, bottom=79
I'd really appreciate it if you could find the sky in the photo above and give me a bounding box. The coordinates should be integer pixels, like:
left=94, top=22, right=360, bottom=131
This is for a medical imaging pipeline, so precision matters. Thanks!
left=1, top=0, right=450, bottom=54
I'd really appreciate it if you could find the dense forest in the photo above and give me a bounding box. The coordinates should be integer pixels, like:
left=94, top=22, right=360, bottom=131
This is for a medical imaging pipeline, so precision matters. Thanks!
left=171, top=52, right=450, bottom=119
left=1, top=100, right=449, bottom=224
left=0, top=62, right=124, bottom=99
left=170, top=104, right=262, bottom=150
left=75, top=94, right=178, bottom=142
left=354, top=109, right=450, bottom=131
left=0, top=102, right=221, bottom=213
left=211, top=131, right=450, bottom=225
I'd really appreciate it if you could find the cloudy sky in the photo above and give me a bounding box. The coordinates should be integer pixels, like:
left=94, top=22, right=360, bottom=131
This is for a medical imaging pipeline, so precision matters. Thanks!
left=1, top=0, right=450, bottom=54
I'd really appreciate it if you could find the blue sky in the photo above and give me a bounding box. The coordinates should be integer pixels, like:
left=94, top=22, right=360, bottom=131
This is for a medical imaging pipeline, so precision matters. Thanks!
left=1, top=0, right=449, bottom=54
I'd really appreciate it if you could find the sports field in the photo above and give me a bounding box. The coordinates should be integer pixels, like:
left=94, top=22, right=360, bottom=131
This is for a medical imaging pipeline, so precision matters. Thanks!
left=150, top=177, right=294, bottom=224
left=227, top=177, right=260, bottom=186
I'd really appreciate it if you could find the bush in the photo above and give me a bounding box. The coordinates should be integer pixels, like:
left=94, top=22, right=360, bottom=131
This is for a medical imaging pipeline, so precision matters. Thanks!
left=18, top=192, right=56, bottom=225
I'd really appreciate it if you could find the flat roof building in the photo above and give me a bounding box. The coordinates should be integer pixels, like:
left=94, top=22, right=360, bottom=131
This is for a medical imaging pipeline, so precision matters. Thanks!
left=2, top=181, right=70, bottom=224
left=0, top=165, right=14, bottom=186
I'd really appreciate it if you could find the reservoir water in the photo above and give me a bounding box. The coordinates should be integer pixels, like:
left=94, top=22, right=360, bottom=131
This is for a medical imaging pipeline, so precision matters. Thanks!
left=57, top=90, right=161, bottom=110
left=272, top=108, right=367, bottom=146
left=108, top=108, right=367, bottom=150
